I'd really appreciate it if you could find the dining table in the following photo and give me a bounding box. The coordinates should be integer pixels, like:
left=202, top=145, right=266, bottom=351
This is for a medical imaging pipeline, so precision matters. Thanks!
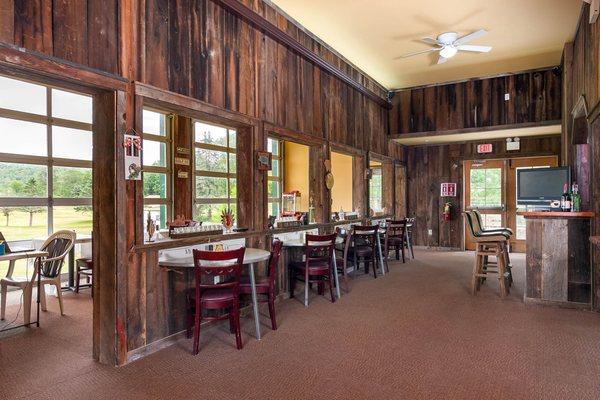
left=158, top=247, right=271, bottom=340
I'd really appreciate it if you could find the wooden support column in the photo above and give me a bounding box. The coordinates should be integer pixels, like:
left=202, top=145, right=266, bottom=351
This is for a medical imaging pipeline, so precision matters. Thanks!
left=173, top=115, right=193, bottom=219
left=310, top=144, right=329, bottom=223
left=352, top=155, right=367, bottom=216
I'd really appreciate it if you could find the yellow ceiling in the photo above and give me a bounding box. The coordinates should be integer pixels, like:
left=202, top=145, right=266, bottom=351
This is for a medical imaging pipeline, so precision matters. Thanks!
left=268, top=0, right=582, bottom=89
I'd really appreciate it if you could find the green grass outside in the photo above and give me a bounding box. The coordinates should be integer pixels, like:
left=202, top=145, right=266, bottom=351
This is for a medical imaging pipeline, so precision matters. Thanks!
left=0, top=208, right=92, bottom=278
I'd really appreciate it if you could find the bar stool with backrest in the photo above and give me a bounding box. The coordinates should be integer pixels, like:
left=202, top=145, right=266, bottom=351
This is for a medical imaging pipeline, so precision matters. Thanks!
left=186, top=247, right=245, bottom=355
left=239, top=240, right=283, bottom=330
left=384, top=220, right=407, bottom=263
left=1, top=230, right=75, bottom=325
left=289, top=233, right=337, bottom=306
left=405, top=217, right=416, bottom=259
left=469, top=210, right=513, bottom=287
left=463, top=212, right=511, bottom=297
left=352, top=225, right=379, bottom=278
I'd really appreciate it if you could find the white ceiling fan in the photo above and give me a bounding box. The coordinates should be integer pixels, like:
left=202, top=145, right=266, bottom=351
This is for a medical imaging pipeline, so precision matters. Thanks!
left=400, top=29, right=492, bottom=65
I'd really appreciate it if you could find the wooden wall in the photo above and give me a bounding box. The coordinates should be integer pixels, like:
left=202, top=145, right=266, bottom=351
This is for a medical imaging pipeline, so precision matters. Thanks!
left=402, top=136, right=561, bottom=249
left=390, top=68, right=562, bottom=135
left=562, top=4, right=600, bottom=309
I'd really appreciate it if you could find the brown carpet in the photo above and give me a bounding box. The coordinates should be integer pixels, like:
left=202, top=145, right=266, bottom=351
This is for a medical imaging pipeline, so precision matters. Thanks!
left=1, top=250, right=600, bottom=400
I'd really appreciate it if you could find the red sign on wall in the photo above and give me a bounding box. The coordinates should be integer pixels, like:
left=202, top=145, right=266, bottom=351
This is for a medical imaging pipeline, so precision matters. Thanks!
left=441, top=183, right=457, bottom=197
left=477, top=143, right=493, bottom=154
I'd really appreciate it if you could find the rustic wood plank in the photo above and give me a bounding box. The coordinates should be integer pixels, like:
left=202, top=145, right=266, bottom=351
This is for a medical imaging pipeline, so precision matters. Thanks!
left=0, top=0, right=14, bottom=44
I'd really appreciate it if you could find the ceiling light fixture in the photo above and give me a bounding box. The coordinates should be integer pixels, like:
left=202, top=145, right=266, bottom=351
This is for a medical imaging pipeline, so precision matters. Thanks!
left=439, top=45, right=458, bottom=59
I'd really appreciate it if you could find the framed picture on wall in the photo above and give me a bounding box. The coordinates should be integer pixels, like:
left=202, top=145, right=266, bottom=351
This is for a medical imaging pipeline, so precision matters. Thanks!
left=257, top=150, right=272, bottom=171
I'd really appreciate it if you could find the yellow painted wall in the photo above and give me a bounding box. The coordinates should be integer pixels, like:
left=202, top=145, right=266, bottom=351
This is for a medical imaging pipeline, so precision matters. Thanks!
left=283, top=141, right=310, bottom=211
left=331, top=152, right=353, bottom=212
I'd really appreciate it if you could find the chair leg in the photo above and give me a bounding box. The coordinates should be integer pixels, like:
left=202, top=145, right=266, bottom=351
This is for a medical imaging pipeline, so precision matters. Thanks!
left=75, top=270, right=81, bottom=293
left=328, top=272, right=335, bottom=303
left=401, top=243, right=406, bottom=263
left=0, top=282, right=6, bottom=320
left=268, top=291, right=277, bottom=330
left=229, top=311, right=235, bottom=334
left=233, top=301, right=243, bottom=350
left=40, top=283, right=47, bottom=312
left=54, top=281, right=64, bottom=315
left=395, top=247, right=400, bottom=260
left=192, top=300, right=202, bottom=355
left=23, top=285, right=33, bottom=325
left=372, top=258, right=377, bottom=279
left=409, top=234, right=415, bottom=259
left=289, top=266, right=295, bottom=299
left=471, top=244, right=481, bottom=295
left=497, top=246, right=507, bottom=298
left=186, top=306, right=193, bottom=339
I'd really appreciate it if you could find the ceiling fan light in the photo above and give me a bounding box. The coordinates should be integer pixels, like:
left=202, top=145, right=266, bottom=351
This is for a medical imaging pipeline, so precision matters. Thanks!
left=439, top=45, right=458, bottom=59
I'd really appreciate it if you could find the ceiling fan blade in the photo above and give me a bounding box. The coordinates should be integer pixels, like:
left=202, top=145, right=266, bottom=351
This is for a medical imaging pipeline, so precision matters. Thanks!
left=421, top=37, right=441, bottom=45
left=457, top=44, right=492, bottom=53
left=399, top=48, right=439, bottom=58
left=437, top=55, right=448, bottom=65
left=454, top=29, right=488, bottom=45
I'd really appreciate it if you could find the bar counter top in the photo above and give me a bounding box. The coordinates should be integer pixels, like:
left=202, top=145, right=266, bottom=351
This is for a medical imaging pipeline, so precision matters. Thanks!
left=519, top=211, right=595, bottom=219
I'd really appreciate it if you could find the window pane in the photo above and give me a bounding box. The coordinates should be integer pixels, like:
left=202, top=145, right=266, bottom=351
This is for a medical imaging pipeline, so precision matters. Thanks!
left=143, top=110, right=167, bottom=136
left=51, top=89, right=92, bottom=123
left=0, top=118, right=47, bottom=156
left=0, top=163, right=47, bottom=197
left=143, top=140, right=166, bottom=167
left=268, top=181, right=280, bottom=198
left=143, top=204, right=168, bottom=231
left=194, top=203, right=236, bottom=224
left=195, top=148, right=228, bottom=173
left=143, top=172, right=167, bottom=198
left=482, top=214, right=502, bottom=229
left=0, top=206, right=48, bottom=241
left=484, top=188, right=501, bottom=207
left=268, top=138, right=279, bottom=155
left=53, top=167, right=92, bottom=198
left=228, top=153, right=237, bottom=173
left=269, top=159, right=280, bottom=177
left=0, top=76, right=46, bottom=115
left=268, top=202, right=280, bottom=217
left=194, top=122, right=227, bottom=146
left=229, top=178, right=237, bottom=198
left=196, top=176, right=228, bottom=198
left=53, top=206, right=92, bottom=234
left=369, top=169, right=383, bottom=212
left=228, top=130, right=236, bottom=149
left=52, top=126, right=93, bottom=160
left=516, top=215, right=526, bottom=240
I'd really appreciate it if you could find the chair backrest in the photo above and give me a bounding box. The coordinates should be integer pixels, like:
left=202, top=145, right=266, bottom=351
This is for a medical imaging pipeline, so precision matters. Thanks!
left=463, top=211, right=479, bottom=238
left=267, top=240, right=283, bottom=283
left=468, top=211, right=484, bottom=235
left=304, top=233, right=337, bottom=264
left=352, top=225, right=378, bottom=248
left=472, top=210, right=485, bottom=231
left=37, top=230, right=76, bottom=278
left=192, top=247, right=245, bottom=292
left=386, top=220, right=407, bottom=239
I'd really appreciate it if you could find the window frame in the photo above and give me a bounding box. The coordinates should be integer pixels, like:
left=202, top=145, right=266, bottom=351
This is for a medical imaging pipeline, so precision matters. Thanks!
left=142, top=108, right=173, bottom=225
left=369, top=163, right=383, bottom=213
left=0, top=75, right=93, bottom=236
left=267, top=137, right=283, bottom=217
left=193, top=120, right=237, bottom=219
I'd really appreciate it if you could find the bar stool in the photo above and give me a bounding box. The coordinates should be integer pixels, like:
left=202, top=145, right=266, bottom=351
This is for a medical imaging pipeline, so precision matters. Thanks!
left=405, top=217, right=415, bottom=259
left=75, top=258, right=93, bottom=296
left=464, top=212, right=511, bottom=297
left=470, top=210, right=513, bottom=287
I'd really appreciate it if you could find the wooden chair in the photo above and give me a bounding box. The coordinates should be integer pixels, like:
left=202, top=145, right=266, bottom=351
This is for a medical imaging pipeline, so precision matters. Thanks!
left=1, top=230, right=75, bottom=324
left=289, top=233, right=337, bottom=306
left=352, top=225, right=379, bottom=279
left=334, top=227, right=353, bottom=293
left=186, top=247, right=245, bottom=355
left=239, top=240, right=283, bottom=330
left=75, top=258, right=93, bottom=296
left=469, top=210, right=513, bottom=286
left=464, top=212, right=510, bottom=297
left=384, top=220, right=407, bottom=263
left=405, top=217, right=416, bottom=259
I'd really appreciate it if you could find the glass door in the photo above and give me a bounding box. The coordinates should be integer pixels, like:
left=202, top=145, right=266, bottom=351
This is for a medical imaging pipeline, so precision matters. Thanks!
left=464, top=160, right=505, bottom=251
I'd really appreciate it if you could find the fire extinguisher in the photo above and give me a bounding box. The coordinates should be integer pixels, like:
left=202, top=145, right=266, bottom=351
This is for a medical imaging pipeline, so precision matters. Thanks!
left=443, top=202, right=452, bottom=221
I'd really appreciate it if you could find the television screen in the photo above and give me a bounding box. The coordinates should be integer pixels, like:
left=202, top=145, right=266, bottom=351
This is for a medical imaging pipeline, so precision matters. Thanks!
left=517, top=167, right=570, bottom=205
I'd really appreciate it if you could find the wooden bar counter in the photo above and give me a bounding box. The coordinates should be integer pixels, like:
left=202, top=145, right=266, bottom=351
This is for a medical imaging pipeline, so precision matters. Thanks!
left=522, top=211, right=594, bottom=307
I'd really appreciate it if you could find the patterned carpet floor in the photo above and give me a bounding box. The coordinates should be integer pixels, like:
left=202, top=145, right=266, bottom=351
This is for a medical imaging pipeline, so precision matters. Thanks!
left=1, top=249, right=600, bottom=400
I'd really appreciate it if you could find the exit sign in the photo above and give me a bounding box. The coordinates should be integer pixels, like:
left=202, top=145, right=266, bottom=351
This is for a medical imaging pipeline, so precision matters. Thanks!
left=477, top=143, right=493, bottom=154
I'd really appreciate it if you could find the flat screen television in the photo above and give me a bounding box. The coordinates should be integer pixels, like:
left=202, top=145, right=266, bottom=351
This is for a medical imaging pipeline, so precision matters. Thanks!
left=517, top=167, right=570, bottom=206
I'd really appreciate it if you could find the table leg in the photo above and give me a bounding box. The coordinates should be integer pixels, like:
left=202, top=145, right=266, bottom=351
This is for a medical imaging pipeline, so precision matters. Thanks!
left=377, top=232, right=386, bottom=275
left=67, top=246, right=75, bottom=290
left=248, top=263, right=262, bottom=340
left=332, top=251, right=341, bottom=299
left=304, top=268, right=309, bottom=307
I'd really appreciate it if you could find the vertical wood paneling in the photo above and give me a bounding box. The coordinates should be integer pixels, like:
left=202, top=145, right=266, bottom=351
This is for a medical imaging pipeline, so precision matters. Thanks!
left=13, top=0, right=53, bottom=53
left=0, top=0, right=14, bottom=44
left=52, top=0, right=88, bottom=65
left=145, top=0, right=169, bottom=89
left=168, top=0, right=191, bottom=96
left=87, top=0, right=119, bottom=74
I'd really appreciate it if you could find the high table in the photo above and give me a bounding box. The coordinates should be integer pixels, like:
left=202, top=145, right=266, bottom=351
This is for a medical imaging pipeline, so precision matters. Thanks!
left=0, top=250, right=48, bottom=331
left=159, top=247, right=270, bottom=340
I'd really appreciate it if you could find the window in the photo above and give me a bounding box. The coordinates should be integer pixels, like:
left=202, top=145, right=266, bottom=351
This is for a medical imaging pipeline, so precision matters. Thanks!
left=267, top=138, right=283, bottom=217
left=469, top=168, right=502, bottom=208
left=0, top=75, right=93, bottom=242
left=369, top=163, right=383, bottom=213
left=194, top=121, right=237, bottom=224
left=142, top=109, right=172, bottom=230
